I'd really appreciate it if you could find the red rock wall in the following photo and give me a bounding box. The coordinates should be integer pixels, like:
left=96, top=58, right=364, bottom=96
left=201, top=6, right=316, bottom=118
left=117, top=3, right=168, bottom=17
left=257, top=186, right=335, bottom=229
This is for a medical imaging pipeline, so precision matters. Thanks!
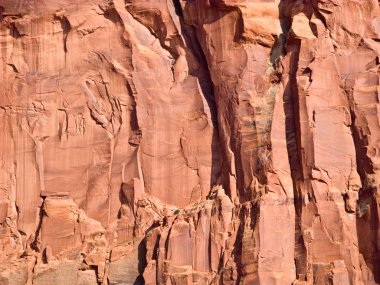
left=0, top=0, right=379, bottom=284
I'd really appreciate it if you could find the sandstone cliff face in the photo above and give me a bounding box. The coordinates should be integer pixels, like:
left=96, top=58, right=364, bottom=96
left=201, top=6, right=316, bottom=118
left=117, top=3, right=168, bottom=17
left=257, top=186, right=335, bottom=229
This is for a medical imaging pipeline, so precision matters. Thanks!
left=0, top=0, right=379, bottom=284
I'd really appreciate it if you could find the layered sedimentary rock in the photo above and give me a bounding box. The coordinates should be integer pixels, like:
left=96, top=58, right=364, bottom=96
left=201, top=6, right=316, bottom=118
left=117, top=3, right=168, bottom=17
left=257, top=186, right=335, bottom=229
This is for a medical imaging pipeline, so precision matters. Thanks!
left=0, top=0, right=379, bottom=284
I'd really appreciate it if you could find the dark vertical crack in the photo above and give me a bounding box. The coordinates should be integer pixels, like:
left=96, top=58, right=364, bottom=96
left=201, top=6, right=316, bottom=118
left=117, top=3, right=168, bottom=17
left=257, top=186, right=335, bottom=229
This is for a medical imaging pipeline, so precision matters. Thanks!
left=0, top=6, right=4, bottom=21
left=283, top=38, right=309, bottom=285
left=182, top=24, right=218, bottom=126
left=278, top=0, right=308, bottom=281
left=31, top=198, right=45, bottom=252
left=135, top=239, right=147, bottom=284
left=172, top=0, right=183, bottom=18
left=172, top=1, right=247, bottom=199
left=346, top=67, right=380, bottom=283
left=171, top=1, right=224, bottom=192
left=233, top=207, right=245, bottom=284
left=56, top=15, right=70, bottom=63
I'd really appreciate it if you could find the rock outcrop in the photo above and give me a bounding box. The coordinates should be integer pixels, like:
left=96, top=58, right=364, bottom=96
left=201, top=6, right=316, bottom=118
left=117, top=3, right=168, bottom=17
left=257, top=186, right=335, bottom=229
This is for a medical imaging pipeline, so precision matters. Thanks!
left=0, top=0, right=379, bottom=284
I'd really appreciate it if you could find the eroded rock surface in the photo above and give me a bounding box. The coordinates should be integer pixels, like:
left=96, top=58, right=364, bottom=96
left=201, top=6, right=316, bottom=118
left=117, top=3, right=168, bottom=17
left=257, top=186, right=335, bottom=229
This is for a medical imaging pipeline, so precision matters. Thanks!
left=0, top=0, right=379, bottom=284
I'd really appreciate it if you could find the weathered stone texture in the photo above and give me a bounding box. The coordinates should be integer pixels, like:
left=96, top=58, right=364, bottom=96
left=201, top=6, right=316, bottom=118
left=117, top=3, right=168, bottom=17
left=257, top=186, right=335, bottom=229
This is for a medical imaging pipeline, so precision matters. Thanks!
left=0, top=0, right=379, bottom=284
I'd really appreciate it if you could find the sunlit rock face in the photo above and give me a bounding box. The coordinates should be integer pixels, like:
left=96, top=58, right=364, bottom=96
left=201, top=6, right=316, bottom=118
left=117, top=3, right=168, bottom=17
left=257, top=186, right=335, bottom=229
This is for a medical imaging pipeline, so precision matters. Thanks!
left=0, top=0, right=379, bottom=284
